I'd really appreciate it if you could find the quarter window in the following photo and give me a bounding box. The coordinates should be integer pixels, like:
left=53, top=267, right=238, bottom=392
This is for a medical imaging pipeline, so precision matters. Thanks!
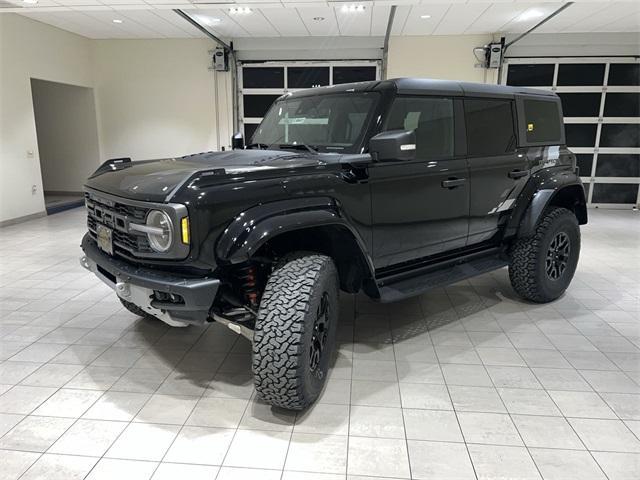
left=384, top=97, right=454, bottom=159
left=523, top=99, right=563, bottom=144
left=464, top=99, right=516, bottom=156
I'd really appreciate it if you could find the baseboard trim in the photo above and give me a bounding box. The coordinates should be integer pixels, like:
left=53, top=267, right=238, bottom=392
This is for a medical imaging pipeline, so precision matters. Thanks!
left=0, top=211, right=48, bottom=228
left=44, top=190, right=84, bottom=196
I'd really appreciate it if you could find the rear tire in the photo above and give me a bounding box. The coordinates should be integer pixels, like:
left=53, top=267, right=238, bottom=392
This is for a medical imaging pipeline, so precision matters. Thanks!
left=509, top=207, right=580, bottom=303
left=253, top=253, right=339, bottom=410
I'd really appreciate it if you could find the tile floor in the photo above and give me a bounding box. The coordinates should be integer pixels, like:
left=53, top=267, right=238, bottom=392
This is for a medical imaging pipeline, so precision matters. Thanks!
left=0, top=207, right=639, bottom=480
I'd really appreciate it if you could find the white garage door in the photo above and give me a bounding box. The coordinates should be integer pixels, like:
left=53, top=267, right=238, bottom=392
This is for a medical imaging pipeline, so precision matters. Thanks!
left=503, top=57, right=640, bottom=208
left=239, top=61, right=380, bottom=140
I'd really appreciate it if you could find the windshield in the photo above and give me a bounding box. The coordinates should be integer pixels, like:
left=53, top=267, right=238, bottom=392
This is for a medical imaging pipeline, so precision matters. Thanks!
left=250, top=92, right=379, bottom=153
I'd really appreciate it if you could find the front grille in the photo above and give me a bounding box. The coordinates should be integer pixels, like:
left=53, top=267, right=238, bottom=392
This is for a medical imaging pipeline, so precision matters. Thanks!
left=85, top=192, right=154, bottom=258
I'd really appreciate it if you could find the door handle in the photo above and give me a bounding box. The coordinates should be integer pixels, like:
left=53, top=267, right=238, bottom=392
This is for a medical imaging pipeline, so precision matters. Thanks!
left=441, top=178, right=466, bottom=189
left=508, top=169, right=529, bottom=179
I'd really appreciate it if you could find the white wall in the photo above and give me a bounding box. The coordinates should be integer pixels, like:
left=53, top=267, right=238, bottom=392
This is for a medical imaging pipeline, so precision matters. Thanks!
left=0, top=13, right=93, bottom=222
left=387, top=35, right=498, bottom=83
left=31, top=79, right=101, bottom=193
left=0, top=15, right=233, bottom=223
left=92, top=39, right=233, bottom=162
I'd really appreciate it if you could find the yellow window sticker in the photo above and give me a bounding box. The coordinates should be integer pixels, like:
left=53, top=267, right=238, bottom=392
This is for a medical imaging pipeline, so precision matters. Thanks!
left=527, top=123, right=534, bottom=132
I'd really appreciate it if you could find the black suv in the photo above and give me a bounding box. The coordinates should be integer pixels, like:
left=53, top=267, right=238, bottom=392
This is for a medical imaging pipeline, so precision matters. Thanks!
left=80, top=78, right=587, bottom=409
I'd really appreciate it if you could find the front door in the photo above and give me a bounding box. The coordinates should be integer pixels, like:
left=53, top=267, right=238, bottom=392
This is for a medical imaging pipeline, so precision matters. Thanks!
left=464, top=98, right=531, bottom=245
left=369, top=95, right=469, bottom=269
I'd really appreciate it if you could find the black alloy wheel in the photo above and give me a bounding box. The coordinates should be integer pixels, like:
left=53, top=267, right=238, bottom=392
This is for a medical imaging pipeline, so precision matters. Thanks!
left=545, top=231, right=571, bottom=281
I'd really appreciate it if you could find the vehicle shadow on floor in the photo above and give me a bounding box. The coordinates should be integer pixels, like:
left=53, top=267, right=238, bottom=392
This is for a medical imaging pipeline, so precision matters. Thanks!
left=120, top=269, right=566, bottom=427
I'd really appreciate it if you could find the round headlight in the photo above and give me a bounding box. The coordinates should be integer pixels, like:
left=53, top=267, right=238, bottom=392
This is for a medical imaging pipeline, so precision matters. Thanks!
left=146, top=210, right=173, bottom=252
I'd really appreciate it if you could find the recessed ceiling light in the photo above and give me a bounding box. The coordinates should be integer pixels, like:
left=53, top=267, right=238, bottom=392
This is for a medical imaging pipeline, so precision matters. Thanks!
left=196, top=15, right=221, bottom=26
left=420, top=15, right=431, bottom=19
left=112, top=19, right=123, bottom=24
left=313, top=17, right=325, bottom=22
left=229, top=7, right=252, bottom=15
left=23, top=0, right=38, bottom=4
left=518, top=10, right=544, bottom=22
left=341, top=5, right=365, bottom=13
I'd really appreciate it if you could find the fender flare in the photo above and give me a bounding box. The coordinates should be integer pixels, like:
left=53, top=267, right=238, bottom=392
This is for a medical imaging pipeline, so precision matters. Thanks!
left=215, top=196, right=375, bottom=274
left=505, top=170, right=587, bottom=239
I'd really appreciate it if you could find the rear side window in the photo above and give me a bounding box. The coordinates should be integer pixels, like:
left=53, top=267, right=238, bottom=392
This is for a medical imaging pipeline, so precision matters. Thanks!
left=523, top=99, right=563, bottom=144
left=384, top=96, right=455, bottom=159
left=464, top=99, right=516, bottom=156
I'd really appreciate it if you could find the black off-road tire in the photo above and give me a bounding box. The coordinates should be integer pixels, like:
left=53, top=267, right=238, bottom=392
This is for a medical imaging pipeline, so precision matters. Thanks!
left=253, top=253, right=339, bottom=410
left=119, top=297, right=156, bottom=320
left=509, top=207, right=580, bottom=303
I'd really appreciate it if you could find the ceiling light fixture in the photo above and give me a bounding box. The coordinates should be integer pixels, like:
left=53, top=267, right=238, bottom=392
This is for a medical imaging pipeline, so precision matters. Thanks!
left=196, top=15, right=221, bottom=26
left=341, top=5, right=365, bottom=13
left=518, top=10, right=544, bottom=22
left=420, top=15, right=431, bottom=19
left=229, top=7, right=252, bottom=15
left=112, top=19, right=123, bottom=24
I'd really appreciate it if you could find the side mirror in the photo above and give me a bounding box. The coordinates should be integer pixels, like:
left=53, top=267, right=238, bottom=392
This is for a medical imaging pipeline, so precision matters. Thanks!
left=369, top=130, right=416, bottom=162
left=231, top=132, right=244, bottom=150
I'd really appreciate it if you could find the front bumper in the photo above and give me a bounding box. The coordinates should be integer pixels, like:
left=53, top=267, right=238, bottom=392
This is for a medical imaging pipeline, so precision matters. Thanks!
left=80, top=233, right=219, bottom=325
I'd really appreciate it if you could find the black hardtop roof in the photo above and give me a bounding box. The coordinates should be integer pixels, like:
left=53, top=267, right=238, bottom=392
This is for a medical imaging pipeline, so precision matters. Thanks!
left=286, top=77, right=557, bottom=100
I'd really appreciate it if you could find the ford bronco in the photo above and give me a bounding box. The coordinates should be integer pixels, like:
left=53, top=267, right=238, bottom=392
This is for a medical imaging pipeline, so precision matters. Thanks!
left=80, top=78, right=587, bottom=409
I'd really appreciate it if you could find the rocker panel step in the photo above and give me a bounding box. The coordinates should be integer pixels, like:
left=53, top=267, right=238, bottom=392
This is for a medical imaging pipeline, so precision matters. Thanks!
left=377, top=253, right=508, bottom=303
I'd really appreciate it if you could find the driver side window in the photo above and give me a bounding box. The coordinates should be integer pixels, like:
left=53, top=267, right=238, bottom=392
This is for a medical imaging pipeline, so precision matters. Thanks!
left=384, top=96, right=455, bottom=159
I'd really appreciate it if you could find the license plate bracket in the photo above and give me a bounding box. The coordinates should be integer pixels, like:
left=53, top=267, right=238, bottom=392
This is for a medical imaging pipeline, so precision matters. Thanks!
left=96, top=224, right=113, bottom=256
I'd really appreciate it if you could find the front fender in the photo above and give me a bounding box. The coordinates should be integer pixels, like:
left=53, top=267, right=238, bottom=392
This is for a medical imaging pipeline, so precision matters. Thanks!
left=215, top=197, right=372, bottom=269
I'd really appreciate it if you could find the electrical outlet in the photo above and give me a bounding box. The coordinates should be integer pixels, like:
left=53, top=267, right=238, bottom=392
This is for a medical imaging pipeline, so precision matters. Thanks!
left=32, top=185, right=37, bottom=195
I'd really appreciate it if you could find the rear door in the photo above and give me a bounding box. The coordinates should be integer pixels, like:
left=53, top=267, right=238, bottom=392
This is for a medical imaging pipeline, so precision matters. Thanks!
left=465, top=98, right=531, bottom=245
left=369, top=95, right=469, bottom=268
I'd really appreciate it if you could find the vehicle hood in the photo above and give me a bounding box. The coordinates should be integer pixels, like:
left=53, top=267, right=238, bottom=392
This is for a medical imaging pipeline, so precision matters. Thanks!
left=84, top=149, right=329, bottom=202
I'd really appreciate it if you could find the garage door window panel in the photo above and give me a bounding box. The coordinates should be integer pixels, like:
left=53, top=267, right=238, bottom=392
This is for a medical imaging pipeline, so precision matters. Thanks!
left=565, top=124, right=598, bottom=148
left=243, top=95, right=281, bottom=119
left=242, top=67, right=284, bottom=89
left=600, top=124, right=640, bottom=148
left=575, top=154, right=594, bottom=177
left=592, top=183, right=639, bottom=204
left=558, top=93, right=602, bottom=117
left=595, top=154, right=640, bottom=177
left=604, top=93, right=640, bottom=117
left=557, top=64, right=606, bottom=86
left=333, top=66, right=377, bottom=85
left=506, top=64, right=554, bottom=87
left=288, top=67, right=330, bottom=89
left=608, top=64, right=640, bottom=86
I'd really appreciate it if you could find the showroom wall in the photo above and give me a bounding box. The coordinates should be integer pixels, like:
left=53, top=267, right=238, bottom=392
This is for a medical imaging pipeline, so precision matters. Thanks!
left=0, top=13, right=232, bottom=224
left=92, top=39, right=232, bottom=163
left=31, top=79, right=101, bottom=193
left=0, top=13, right=93, bottom=223
left=387, top=35, right=498, bottom=83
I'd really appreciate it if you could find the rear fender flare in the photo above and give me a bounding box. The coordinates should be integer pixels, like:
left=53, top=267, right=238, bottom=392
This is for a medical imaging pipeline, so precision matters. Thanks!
left=506, top=169, right=587, bottom=239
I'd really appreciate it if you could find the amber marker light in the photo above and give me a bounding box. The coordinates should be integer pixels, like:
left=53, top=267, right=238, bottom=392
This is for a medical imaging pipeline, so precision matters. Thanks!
left=181, top=217, right=190, bottom=244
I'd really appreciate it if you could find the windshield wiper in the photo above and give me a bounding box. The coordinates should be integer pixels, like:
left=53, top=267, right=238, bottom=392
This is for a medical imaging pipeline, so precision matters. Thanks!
left=275, top=143, right=318, bottom=154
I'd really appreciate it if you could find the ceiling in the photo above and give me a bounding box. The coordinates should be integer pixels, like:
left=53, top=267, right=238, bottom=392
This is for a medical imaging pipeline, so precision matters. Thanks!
left=2, top=1, right=639, bottom=39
